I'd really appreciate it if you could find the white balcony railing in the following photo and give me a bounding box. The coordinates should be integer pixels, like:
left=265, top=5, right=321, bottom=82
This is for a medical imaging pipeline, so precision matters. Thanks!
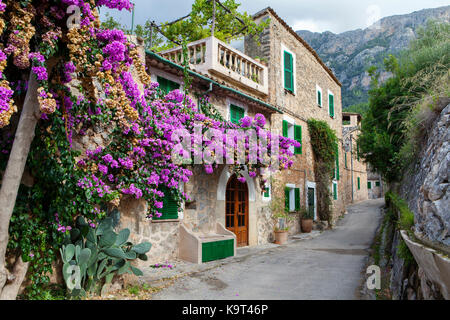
left=160, top=37, right=268, bottom=96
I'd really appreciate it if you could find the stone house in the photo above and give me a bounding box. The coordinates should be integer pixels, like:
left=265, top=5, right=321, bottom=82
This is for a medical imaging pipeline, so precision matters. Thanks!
left=121, top=7, right=351, bottom=266
left=342, top=112, right=369, bottom=204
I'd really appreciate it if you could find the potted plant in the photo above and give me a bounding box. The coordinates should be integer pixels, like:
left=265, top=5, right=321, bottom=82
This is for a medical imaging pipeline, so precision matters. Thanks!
left=269, top=193, right=293, bottom=245
left=300, top=207, right=314, bottom=233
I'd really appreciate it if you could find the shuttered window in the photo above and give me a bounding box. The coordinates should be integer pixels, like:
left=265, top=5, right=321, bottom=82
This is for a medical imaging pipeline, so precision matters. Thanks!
left=357, top=177, right=361, bottom=190
left=317, top=89, right=322, bottom=107
left=157, top=76, right=180, bottom=94
left=329, top=93, right=335, bottom=118
left=345, top=152, right=348, bottom=169
left=285, top=187, right=290, bottom=212
left=295, top=188, right=300, bottom=211
left=153, top=187, right=179, bottom=220
left=368, top=181, right=372, bottom=189
left=294, top=125, right=302, bottom=155
left=333, top=182, right=338, bottom=200
left=284, top=51, right=294, bottom=92
left=335, top=143, right=340, bottom=181
left=230, top=104, right=245, bottom=125
left=264, top=186, right=270, bottom=198
left=376, top=181, right=381, bottom=187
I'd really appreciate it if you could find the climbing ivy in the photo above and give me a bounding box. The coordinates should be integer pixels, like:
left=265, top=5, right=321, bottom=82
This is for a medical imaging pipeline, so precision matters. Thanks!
left=307, top=119, right=338, bottom=224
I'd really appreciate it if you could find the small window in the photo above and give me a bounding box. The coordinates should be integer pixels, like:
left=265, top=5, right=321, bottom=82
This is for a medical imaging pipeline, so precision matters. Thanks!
left=357, top=177, right=361, bottom=190
left=282, top=120, right=295, bottom=154
left=263, top=184, right=271, bottom=200
left=153, top=187, right=179, bottom=220
left=328, top=92, right=335, bottom=118
left=284, top=51, right=294, bottom=93
left=368, top=181, right=372, bottom=189
left=229, top=104, right=245, bottom=125
left=316, top=86, right=322, bottom=107
left=285, top=186, right=300, bottom=212
left=333, top=182, right=338, bottom=200
left=344, top=152, right=348, bottom=169
left=157, top=76, right=180, bottom=94
left=376, top=181, right=381, bottom=187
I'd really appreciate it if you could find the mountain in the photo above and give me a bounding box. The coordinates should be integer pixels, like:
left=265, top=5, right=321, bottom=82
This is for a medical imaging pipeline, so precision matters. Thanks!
left=297, top=6, right=450, bottom=109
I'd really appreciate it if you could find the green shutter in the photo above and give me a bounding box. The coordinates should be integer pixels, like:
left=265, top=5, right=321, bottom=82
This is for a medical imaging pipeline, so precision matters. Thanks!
left=294, top=125, right=302, bottom=155
left=368, top=182, right=372, bottom=189
left=295, top=188, right=300, bottom=211
left=357, top=142, right=360, bottom=161
left=285, top=188, right=290, bottom=212
left=329, top=94, right=334, bottom=118
left=230, top=104, right=244, bottom=125
left=264, top=186, right=270, bottom=198
left=376, top=181, right=381, bottom=187
left=357, top=177, right=361, bottom=190
left=157, top=76, right=180, bottom=94
left=344, top=152, right=347, bottom=169
left=284, top=51, right=294, bottom=92
left=282, top=120, right=289, bottom=138
left=335, top=144, right=340, bottom=181
left=333, top=183, right=338, bottom=200
left=154, top=187, right=179, bottom=220
left=318, top=90, right=322, bottom=106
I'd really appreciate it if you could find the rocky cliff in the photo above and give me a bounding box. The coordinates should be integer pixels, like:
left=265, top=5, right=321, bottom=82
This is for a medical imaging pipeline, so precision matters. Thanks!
left=297, top=6, right=450, bottom=109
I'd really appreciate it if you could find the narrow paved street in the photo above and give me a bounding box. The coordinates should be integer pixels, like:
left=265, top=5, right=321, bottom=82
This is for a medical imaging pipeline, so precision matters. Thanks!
left=152, top=199, right=384, bottom=300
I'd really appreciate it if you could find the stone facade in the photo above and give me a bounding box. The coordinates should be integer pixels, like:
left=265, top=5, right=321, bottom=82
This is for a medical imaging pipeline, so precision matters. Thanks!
left=118, top=8, right=360, bottom=264
left=246, top=8, right=346, bottom=224
left=341, top=113, right=368, bottom=205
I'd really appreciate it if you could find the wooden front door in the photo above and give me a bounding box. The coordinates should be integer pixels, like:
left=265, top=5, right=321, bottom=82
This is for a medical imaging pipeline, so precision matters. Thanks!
left=308, top=187, right=315, bottom=219
left=226, top=175, right=249, bottom=247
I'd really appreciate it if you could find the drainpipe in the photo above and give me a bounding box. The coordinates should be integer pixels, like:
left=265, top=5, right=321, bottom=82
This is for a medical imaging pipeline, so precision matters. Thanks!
left=350, top=134, right=354, bottom=203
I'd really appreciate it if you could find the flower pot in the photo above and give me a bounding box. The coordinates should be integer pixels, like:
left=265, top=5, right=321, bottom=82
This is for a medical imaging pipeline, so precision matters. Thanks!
left=301, top=219, right=313, bottom=233
left=274, top=230, right=288, bottom=245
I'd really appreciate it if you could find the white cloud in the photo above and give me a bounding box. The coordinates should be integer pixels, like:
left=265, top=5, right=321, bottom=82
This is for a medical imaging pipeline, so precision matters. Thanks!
left=292, top=19, right=336, bottom=33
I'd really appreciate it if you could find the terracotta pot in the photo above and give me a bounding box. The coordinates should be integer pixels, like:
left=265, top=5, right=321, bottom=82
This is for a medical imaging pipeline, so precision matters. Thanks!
left=274, top=230, right=288, bottom=245
left=301, top=219, right=313, bottom=233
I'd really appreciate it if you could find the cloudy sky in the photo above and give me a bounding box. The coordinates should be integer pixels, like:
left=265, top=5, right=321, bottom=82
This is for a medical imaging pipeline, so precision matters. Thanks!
left=100, top=0, right=449, bottom=34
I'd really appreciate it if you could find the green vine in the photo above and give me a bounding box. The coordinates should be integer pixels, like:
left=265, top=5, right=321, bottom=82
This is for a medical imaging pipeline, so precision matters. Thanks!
left=307, top=119, right=338, bottom=225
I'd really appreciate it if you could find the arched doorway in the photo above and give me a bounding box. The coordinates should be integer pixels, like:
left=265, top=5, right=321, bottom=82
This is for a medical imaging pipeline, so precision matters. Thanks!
left=226, top=175, right=249, bottom=247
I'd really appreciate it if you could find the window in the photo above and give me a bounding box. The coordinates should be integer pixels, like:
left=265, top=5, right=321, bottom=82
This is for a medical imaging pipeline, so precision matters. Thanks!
left=333, top=182, right=338, bottom=200
left=285, top=186, right=300, bottom=212
left=328, top=92, right=335, bottom=118
left=368, top=181, right=372, bottom=189
left=334, top=143, right=340, bottom=181
left=229, top=104, right=245, bottom=125
left=376, top=181, right=381, bottom=187
left=344, top=152, right=348, bottom=169
left=153, top=187, right=179, bottom=220
left=157, top=76, right=180, bottom=94
left=263, top=183, right=271, bottom=200
left=316, top=85, right=322, bottom=107
left=357, top=177, right=361, bottom=190
left=357, top=142, right=360, bottom=161
left=282, top=119, right=295, bottom=154
left=284, top=51, right=294, bottom=93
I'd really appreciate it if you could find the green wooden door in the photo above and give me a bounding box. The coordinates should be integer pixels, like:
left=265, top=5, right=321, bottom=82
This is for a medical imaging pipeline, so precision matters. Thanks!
left=307, top=188, right=315, bottom=219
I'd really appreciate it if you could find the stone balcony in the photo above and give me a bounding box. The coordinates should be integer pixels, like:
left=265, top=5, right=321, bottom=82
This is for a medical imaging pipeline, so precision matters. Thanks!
left=160, top=36, right=268, bottom=96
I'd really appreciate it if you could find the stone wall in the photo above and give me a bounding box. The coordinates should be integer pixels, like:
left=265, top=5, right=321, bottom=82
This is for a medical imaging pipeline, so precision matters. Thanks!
left=246, top=10, right=346, bottom=224
left=399, top=103, right=449, bottom=247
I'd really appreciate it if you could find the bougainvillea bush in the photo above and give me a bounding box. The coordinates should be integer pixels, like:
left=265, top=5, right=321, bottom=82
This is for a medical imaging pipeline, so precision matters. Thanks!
left=0, top=0, right=298, bottom=298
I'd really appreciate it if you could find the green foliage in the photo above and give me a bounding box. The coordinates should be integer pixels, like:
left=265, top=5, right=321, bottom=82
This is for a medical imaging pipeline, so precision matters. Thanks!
left=344, top=102, right=369, bottom=116
left=160, top=0, right=270, bottom=48
left=307, top=119, right=339, bottom=224
left=397, top=238, right=415, bottom=265
left=60, top=215, right=151, bottom=298
left=385, top=191, right=415, bottom=231
left=357, top=20, right=450, bottom=182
